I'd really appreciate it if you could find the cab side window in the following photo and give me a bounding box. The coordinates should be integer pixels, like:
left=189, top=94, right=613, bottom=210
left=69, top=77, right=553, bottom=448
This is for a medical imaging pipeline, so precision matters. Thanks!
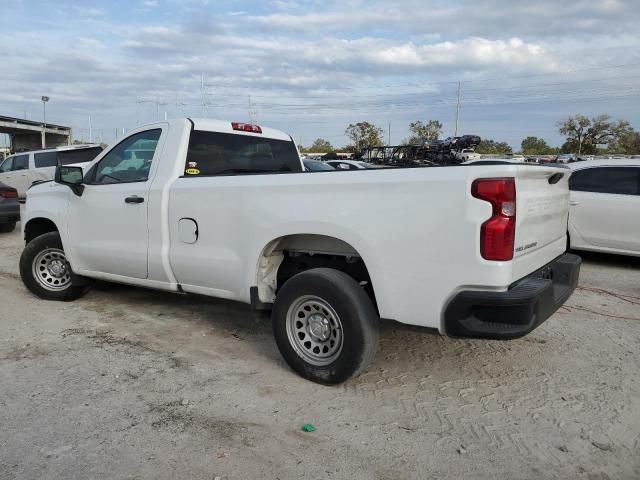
left=88, top=129, right=161, bottom=185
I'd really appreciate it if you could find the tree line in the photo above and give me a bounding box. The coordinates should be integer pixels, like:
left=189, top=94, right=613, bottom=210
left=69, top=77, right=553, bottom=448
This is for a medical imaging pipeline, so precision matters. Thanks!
left=298, top=114, right=640, bottom=156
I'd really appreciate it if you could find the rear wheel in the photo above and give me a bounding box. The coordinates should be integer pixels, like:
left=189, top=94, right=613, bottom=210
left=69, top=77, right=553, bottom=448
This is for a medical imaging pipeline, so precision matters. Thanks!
left=0, top=222, right=16, bottom=233
left=19, top=232, right=88, bottom=301
left=272, top=268, right=379, bottom=384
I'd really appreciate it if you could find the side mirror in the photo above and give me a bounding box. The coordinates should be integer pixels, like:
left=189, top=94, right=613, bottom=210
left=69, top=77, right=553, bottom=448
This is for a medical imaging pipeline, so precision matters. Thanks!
left=55, top=165, right=84, bottom=196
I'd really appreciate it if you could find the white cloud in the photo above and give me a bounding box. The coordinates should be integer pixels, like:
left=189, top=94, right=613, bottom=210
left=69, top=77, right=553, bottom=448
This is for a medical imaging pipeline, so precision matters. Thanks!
left=0, top=0, right=639, bottom=148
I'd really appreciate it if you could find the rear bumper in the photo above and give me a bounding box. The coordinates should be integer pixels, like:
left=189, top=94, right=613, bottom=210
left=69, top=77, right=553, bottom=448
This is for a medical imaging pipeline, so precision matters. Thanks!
left=444, top=253, right=581, bottom=339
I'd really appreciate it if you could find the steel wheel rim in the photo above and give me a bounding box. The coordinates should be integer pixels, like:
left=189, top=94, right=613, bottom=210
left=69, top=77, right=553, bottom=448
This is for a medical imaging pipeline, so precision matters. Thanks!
left=32, top=248, right=72, bottom=291
left=285, top=295, right=344, bottom=366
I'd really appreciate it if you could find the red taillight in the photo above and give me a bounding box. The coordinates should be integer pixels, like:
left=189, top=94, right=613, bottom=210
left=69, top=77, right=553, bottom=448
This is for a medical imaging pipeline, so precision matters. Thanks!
left=0, top=189, right=18, bottom=199
left=231, top=122, right=262, bottom=134
left=471, top=177, right=516, bottom=261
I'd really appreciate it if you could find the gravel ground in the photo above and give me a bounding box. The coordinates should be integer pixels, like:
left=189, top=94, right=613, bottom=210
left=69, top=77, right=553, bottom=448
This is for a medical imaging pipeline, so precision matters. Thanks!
left=1, top=216, right=639, bottom=480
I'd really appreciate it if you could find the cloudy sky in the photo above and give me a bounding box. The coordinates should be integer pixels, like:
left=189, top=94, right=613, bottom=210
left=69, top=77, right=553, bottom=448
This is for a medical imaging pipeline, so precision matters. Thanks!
left=1, top=0, right=639, bottom=148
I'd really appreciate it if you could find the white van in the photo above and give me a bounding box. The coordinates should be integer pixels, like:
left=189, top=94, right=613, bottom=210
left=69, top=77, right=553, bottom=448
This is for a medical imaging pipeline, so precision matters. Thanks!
left=0, top=145, right=103, bottom=198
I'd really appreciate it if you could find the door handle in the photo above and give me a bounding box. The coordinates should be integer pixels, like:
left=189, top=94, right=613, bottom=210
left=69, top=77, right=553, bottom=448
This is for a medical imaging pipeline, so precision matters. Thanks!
left=569, top=201, right=579, bottom=206
left=124, top=196, right=144, bottom=204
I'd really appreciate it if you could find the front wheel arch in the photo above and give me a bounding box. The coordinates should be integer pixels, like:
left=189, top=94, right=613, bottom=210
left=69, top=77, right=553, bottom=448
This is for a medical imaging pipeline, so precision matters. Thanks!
left=24, top=217, right=59, bottom=244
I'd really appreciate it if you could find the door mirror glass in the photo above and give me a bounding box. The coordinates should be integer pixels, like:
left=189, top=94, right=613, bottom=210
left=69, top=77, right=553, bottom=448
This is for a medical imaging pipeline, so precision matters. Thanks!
left=55, top=165, right=84, bottom=185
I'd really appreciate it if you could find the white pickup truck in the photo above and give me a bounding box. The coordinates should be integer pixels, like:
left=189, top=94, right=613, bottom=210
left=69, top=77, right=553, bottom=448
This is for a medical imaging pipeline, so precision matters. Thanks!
left=19, top=119, right=581, bottom=384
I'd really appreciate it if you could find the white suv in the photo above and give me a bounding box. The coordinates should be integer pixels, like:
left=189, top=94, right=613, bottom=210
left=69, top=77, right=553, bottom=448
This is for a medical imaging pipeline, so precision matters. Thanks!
left=0, top=145, right=102, bottom=198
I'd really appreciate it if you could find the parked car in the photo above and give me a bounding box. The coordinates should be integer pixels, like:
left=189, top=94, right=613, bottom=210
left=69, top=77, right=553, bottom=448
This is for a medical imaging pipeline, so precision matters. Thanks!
left=20, top=118, right=579, bottom=384
left=0, top=181, right=20, bottom=233
left=453, top=149, right=481, bottom=162
left=568, top=159, right=640, bottom=256
left=326, top=160, right=380, bottom=170
left=303, top=159, right=335, bottom=171
left=0, top=144, right=103, bottom=198
left=556, top=154, right=576, bottom=164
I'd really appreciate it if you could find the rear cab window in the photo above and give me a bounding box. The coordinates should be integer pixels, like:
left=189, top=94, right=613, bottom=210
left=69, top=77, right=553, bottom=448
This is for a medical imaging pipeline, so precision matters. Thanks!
left=184, top=131, right=302, bottom=177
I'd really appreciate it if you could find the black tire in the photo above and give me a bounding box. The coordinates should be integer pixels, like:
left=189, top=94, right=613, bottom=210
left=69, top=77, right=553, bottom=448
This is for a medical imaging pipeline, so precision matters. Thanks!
left=0, top=222, right=16, bottom=233
left=19, top=232, right=88, bottom=301
left=272, top=268, right=379, bottom=385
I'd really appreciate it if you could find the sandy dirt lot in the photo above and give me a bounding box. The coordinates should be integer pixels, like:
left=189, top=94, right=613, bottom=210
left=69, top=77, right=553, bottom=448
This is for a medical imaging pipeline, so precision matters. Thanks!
left=1, top=217, right=639, bottom=480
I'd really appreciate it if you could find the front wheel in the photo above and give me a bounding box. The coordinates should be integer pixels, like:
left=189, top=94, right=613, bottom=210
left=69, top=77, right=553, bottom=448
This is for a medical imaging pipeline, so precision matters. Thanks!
left=272, top=268, right=379, bottom=385
left=19, top=232, right=88, bottom=301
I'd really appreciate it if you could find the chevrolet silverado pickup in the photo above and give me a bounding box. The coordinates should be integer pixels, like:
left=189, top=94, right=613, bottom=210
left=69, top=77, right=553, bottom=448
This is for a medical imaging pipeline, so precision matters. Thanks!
left=19, top=119, right=581, bottom=384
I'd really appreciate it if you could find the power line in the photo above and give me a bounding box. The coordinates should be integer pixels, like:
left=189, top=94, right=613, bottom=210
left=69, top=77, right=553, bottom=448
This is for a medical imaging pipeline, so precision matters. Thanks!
left=202, top=60, right=640, bottom=94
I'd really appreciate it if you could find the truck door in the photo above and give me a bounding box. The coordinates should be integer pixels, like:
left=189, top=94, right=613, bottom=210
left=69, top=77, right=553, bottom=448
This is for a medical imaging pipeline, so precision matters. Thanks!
left=66, top=128, right=165, bottom=279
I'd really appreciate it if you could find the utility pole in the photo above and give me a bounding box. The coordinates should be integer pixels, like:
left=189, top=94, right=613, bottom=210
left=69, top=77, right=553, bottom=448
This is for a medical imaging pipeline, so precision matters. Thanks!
left=41, top=96, right=50, bottom=148
left=248, top=95, right=252, bottom=123
left=175, top=92, right=186, bottom=118
left=89, top=116, right=93, bottom=143
left=454, top=81, right=461, bottom=137
left=201, top=75, right=206, bottom=118
left=388, top=123, right=391, bottom=145
left=135, top=90, right=139, bottom=126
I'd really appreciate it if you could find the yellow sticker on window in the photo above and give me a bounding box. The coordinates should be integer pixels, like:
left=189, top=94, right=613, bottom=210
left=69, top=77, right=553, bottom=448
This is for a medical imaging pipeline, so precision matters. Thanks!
left=185, top=168, right=200, bottom=175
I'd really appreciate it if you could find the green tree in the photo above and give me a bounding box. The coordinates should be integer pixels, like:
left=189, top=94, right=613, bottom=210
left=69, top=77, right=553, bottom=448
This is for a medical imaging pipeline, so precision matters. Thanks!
left=557, top=114, right=632, bottom=155
left=608, top=129, right=640, bottom=154
left=557, top=114, right=591, bottom=155
left=308, top=138, right=334, bottom=153
left=521, top=136, right=552, bottom=155
left=475, top=139, right=513, bottom=155
left=405, top=120, right=442, bottom=144
left=345, top=122, right=384, bottom=151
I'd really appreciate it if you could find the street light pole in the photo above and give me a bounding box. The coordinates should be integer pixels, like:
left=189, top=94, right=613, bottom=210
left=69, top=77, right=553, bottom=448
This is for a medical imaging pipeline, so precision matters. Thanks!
left=41, top=96, right=50, bottom=148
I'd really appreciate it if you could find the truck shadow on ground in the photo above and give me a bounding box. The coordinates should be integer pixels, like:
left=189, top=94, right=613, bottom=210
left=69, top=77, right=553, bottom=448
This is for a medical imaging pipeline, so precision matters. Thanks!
left=84, top=281, right=550, bottom=384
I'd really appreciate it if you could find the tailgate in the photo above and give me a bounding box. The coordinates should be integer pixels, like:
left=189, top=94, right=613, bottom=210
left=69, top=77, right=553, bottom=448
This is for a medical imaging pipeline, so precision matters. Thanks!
left=513, top=165, right=569, bottom=270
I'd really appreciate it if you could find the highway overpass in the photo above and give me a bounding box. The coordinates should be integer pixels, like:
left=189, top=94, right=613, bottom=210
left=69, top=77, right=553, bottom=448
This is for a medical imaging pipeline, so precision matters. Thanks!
left=0, top=115, right=71, bottom=152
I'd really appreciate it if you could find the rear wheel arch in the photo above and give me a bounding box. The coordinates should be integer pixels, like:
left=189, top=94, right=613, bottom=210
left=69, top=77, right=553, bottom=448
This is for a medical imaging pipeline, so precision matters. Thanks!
left=254, top=234, right=378, bottom=312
